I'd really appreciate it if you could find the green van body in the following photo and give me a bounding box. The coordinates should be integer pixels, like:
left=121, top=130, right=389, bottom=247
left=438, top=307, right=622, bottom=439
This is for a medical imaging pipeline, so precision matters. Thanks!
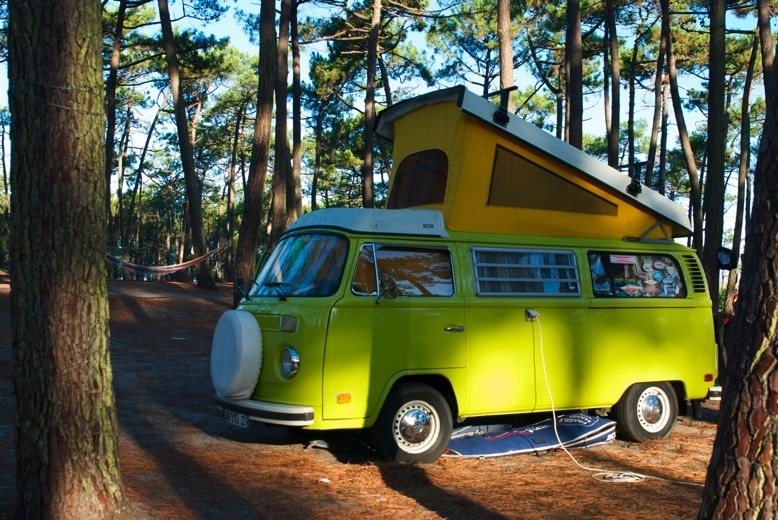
left=211, top=87, right=718, bottom=462
left=212, top=208, right=717, bottom=461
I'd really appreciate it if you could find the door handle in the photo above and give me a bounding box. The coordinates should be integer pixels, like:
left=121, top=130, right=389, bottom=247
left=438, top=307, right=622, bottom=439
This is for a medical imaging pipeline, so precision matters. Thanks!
left=444, top=325, right=465, bottom=332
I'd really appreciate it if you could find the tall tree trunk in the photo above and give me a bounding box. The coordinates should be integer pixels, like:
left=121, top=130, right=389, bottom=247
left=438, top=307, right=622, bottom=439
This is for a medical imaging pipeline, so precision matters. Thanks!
left=311, top=110, right=324, bottom=211
left=662, top=0, right=702, bottom=250
left=498, top=0, right=514, bottom=112
left=658, top=79, right=670, bottom=195
left=234, top=0, right=276, bottom=283
left=125, top=108, right=159, bottom=244
left=720, top=33, right=758, bottom=390
left=290, top=0, right=303, bottom=219
left=115, top=102, right=132, bottom=249
left=627, top=38, right=638, bottom=180
left=565, top=0, right=582, bottom=148
left=604, top=0, right=621, bottom=169
left=646, top=22, right=668, bottom=187
left=158, top=0, right=216, bottom=289
left=105, top=0, right=127, bottom=236
left=757, top=0, right=774, bottom=103
left=224, top=101, right=248, bottom=282
left=8, top=0, right=126, bottom=516
left=269, top=0, right=291, bottom=248
left=526, top=32, right=564, bottom=138
left=362, top=0, right=381, bottom=208
left=702, top=0, right=727, bottom=309
left=698, top=41, right=778, bottom=519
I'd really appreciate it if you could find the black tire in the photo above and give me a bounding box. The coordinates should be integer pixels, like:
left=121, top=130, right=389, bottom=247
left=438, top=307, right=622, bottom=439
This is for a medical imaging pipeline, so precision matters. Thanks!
left=612, top=382, right=678, bottom=442
left=371, top=383, right=453, bottom=463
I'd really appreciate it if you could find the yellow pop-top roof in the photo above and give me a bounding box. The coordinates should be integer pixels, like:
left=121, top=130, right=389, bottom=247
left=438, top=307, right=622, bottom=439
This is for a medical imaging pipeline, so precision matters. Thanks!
left=374, top=86, right=692, bottom=241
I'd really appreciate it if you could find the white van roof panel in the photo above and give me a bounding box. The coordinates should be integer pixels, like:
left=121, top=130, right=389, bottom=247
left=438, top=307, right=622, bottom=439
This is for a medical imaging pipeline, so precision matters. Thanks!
left=287, top=208, right=449, bottom=237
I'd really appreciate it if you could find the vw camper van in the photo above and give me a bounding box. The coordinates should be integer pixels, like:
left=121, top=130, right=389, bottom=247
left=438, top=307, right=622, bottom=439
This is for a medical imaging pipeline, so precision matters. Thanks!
left=210, top=87, right=718, bottom=463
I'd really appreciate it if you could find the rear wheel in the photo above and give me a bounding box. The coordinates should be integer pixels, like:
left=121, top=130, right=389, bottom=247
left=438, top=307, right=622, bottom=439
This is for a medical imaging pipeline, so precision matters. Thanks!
left=613, top=382, right=678, bottom=441
left=372, top=383, right=452, bottom=463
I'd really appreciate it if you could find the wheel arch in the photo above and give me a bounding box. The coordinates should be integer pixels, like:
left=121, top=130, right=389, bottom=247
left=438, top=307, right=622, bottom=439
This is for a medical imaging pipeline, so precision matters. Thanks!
left=368, top=374, right=458, bottom=428
left=669, top=380, right=686, bottom=401
left=615, top=379, right=686, bottom=408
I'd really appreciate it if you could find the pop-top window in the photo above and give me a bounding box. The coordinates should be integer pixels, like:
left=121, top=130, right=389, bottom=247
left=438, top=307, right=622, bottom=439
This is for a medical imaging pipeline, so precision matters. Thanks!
left=352, top=244, right=454, bottom=297
left=488, top=146, right=617, bottom=216
left=253, top=233, right=348, bottom=297
left=387, top=149, right=448, bottom=209
left=588, top=252, right=686, bottom=298
left=472, top=248, right=580, bottom=296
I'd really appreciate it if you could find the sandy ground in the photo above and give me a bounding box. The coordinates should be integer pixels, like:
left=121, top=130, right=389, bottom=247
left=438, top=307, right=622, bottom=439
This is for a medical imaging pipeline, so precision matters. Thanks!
left=0, top=278, right=720, bottom=519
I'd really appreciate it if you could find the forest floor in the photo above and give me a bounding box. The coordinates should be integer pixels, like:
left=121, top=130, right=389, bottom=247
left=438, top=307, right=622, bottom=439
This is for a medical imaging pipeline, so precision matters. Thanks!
left=0, top=275, right=721, bottom=519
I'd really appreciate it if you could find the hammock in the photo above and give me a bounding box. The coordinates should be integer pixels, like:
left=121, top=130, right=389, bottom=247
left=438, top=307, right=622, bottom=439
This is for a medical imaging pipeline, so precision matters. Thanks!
left=106, top=246, right=224, bottom=277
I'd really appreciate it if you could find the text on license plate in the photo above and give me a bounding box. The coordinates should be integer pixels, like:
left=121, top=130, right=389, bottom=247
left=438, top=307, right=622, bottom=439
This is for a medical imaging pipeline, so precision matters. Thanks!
left=224, top=409, right=250, bottom=428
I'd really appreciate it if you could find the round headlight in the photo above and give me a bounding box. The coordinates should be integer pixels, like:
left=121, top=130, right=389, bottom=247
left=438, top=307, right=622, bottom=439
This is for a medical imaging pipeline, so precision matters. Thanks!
left=279, top=346, right=300, bottom=378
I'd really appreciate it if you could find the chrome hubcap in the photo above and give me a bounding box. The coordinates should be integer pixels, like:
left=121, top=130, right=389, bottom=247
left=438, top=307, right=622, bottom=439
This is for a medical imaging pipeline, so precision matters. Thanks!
left=640, top=395, right=663, bottom=425
left=393, top=400, right=440, bottom=454
left=399, top=408, right=431, bottom=443
left=637, top=388, right=670, bottom=433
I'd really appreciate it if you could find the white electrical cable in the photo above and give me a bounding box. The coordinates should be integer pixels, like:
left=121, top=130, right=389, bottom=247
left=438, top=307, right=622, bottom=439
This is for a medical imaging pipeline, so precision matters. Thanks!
left=532, top=313, right=702, bottom=487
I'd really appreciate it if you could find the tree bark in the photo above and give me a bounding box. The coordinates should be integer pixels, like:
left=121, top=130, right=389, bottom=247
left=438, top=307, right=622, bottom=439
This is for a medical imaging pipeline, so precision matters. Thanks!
left=234, top=0, right=276, bottom=283
left=158, top=0, right=216, bottom=289
left=8, top=0, right=126, bottom=516
left=290, top=0, right=303, bottom=219
left=224, top=100, right=248, bottom=282
left=698, top=43, right=778, bottom=519
left=646, top=19, right=667, bottom=186
left=720, top=34, right=758, bottom=390
left=105, top=0, right=128, bottom=238
left=269, top=0, right=292, bottom=248
left=498, top=0, right=514, bottom=112
left=662, top=0, right=702, bottom=250
left=362, top=0, right=381, bottom=208
left=604, top=0, right=621, bottom=169
left=757, top=0, right=774, bottom=103
left=565, top=0, right=583, bottom=148
left=701, top=0, right=727, bottom=309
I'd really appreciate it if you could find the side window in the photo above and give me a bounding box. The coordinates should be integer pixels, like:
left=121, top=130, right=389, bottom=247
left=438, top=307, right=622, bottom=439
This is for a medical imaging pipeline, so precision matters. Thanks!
left=352, top=245, right=378, bottom=295
left=351, top=244, right=454, bottom=297
left=387, top=149, right=448, bottom=209
left=588, top=252, right=686, bottom=298
left=472, top=248, right=580, bottom=296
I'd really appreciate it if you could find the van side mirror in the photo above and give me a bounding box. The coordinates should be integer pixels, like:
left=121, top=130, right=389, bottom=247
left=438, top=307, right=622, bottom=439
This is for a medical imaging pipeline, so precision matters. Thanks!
left=233, top=276, right=251, bottom=308
left=717, top=247, right=738, bottom=270
left=377, top=274, right=398, bottom=302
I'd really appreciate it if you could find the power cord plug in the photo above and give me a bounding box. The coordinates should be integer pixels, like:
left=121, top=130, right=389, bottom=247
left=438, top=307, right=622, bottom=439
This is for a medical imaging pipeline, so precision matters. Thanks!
left=525, top=308, right=540, bottom=322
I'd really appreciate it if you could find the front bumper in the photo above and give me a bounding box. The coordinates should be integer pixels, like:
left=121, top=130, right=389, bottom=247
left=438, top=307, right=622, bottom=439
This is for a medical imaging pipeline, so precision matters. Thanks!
left=215, top=394, right=315, bottom=427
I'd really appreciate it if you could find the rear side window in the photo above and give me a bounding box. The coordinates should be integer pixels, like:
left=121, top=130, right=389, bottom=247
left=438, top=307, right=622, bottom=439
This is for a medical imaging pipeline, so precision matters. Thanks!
left=472, top=248, right=580, bottom=296
left=352, top=244, right=454, bottom=297
left=588, top=252, right=686, bottom=298
left=387, top=149, right=448, bottom=209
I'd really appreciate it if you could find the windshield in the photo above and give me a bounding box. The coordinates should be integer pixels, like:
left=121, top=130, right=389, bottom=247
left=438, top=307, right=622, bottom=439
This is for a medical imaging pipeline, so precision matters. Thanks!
left=253, top=233, right=348, bottom=297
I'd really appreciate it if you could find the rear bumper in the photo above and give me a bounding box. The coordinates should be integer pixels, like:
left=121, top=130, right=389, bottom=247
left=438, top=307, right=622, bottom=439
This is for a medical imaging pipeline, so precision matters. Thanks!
left=215, top=394, right=315, bottom=427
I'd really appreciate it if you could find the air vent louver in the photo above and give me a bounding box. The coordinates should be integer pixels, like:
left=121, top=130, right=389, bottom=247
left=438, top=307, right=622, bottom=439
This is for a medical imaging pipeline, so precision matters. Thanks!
left=681, top=254, right=707, bottom=293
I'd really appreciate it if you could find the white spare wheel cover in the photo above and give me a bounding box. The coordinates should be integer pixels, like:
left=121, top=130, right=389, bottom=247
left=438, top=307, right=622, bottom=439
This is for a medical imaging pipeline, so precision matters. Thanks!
left=210, top=310, right=262, bottom=399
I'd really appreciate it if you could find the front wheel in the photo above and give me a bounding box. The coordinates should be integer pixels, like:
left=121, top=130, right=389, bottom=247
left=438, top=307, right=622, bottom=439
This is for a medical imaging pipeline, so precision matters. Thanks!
left=612, top=382, right=678, bottom=442
left=372, top=383, right=453, bottom=463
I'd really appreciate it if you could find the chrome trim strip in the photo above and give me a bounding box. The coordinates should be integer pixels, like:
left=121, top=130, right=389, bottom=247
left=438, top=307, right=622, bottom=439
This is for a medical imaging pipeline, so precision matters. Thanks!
left=215, top=394, right=315, bottom=427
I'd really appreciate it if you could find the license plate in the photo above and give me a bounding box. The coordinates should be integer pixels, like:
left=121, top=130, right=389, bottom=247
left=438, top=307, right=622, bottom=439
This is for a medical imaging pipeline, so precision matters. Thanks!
left=223, top=409, right=250, bottom=429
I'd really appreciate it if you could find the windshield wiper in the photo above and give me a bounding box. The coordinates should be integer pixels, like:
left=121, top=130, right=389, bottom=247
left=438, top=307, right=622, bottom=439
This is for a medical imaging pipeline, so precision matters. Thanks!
left=263, top=281, right=291, bottom=300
